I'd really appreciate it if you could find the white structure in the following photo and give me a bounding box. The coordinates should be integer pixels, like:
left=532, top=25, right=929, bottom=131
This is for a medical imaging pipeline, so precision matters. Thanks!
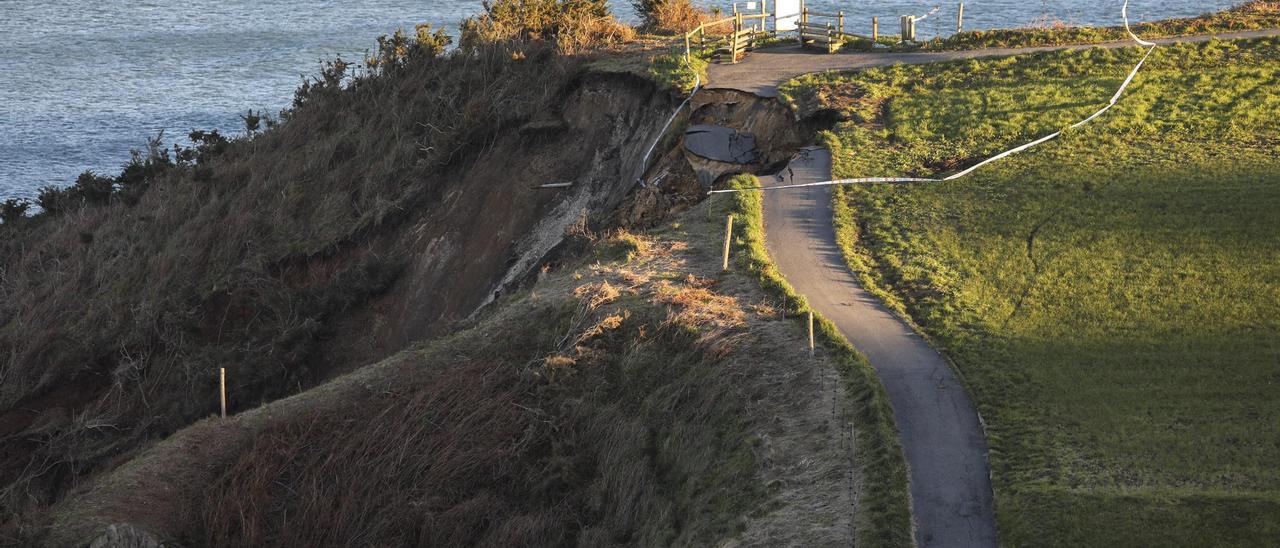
left=775, top=0, right=802, bottom=32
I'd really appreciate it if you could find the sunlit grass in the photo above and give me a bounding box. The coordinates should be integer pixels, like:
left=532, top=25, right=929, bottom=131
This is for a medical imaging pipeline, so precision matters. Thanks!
left=928, top=0, right=1280, bottom=51
left=791, top=37, right=1280, bottom=544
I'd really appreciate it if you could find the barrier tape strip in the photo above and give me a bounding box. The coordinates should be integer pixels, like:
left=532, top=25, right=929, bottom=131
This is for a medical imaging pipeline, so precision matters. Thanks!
left=710, top=0, right=1157, bottom=194
left=637, top=53, right=703, bottom=187
left=915, top=6, right=943, bottom=22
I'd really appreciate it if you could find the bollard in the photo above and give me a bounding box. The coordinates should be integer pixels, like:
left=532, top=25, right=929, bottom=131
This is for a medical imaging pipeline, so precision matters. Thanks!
left=958, top=3, right=965, bottom=33
left=722, top=214, right=734, bottom=271
left=219, top=367, right=227, bottom=419
left=808, top=311, right=815, bottom=357
left=872, top=17, right=879, bottom=42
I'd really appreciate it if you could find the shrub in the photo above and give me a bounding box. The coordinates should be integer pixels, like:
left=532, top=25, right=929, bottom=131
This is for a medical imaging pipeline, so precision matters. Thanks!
left=290, top=56, right=351, bottom=113
left=35, top=185, right=72, bottom=215
left=116, top=132, right=175, bottom=204
left=460, top=0, right=635, bottom=53
left=70, top=171, right=115, bottom=205
left=175, top=129, right=231, bottom=164
left=0, top=198, right=30, bottom=225
left=365, top=24, right=452, bottom=73
left=633, top=0, right=707, bottom=34
left=33, top=172, right=116, bottom=216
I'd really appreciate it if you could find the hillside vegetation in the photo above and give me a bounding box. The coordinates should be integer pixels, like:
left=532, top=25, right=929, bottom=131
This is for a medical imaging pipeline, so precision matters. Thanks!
left=0, top=3, right=694, bottom=536
left=37, top=202, right=867, bottom=548
left=783, top=37, right=1280, bottom=544
left=0, top=0, right=889, bottom=545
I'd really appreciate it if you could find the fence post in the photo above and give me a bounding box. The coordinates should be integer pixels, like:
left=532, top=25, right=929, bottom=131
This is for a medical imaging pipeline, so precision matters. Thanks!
left=957, top=3, right=965, bottom=33
left=731, top=26, right=739, bottom=62
left=685, top=33, right=691, bottom=63
left=721, top=216, right=732, bottom=271
left=872, top=17, right=879, bottom=42
left=219, top=367, right=227, bottom=419
left=901, top=15, right=916, bottom=42
left=838, top=11, right=844, bottom=35
left=808, top=312, right=815, bottom=357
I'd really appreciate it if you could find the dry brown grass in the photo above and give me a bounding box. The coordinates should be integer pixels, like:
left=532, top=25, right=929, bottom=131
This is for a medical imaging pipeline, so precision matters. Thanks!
left=185, top=247, right=767, bottom=546
left=635, top=0, right=710, bottom=35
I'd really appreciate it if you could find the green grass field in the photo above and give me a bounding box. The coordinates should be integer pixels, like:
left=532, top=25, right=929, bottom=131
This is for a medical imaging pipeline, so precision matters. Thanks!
left=928, top=1, right=1279, bottom=51
left=782, top=38, right=1280, bottom=545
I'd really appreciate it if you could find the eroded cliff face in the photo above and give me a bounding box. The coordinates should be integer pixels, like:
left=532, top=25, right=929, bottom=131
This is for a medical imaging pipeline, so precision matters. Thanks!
left=0, top=50, right=681, bottom=529
left=0, top=38, right=833, bottom=539
left=313, top=71, right=683, bottom=376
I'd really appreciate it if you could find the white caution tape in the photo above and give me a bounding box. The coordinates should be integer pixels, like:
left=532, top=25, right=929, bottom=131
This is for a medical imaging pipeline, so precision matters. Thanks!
left=915, top=6, right=942, bottom=22
left=1123, top=0, right=1156, bottom=46
left=711, top=0, right=1157, bottom=195
left=637, top=54, right=702, bottom=187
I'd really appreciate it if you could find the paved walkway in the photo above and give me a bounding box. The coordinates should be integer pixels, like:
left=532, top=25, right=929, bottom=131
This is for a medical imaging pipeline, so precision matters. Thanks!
left=707, top=29, right=1280, bottom=97
left=723, top=29, right=1280, bottom=546
left=762, top=149, right=996, bottom=547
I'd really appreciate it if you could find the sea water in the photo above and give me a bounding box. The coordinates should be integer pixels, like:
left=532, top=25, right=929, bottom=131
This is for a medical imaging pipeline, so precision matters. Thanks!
left=0, top=0, right=1244, bottom=201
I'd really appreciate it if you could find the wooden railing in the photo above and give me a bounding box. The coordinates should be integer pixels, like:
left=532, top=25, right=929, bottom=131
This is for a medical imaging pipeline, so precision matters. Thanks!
left=684, top=17, right=736, bottom=62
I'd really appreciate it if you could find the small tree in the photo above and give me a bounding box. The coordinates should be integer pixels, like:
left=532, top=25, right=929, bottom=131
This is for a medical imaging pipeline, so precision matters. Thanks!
left=241, top=109, right=262, bottom=135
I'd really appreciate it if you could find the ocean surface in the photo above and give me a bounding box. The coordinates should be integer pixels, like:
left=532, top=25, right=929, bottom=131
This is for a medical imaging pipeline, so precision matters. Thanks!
left=0, top=0, right=1244, bottom=202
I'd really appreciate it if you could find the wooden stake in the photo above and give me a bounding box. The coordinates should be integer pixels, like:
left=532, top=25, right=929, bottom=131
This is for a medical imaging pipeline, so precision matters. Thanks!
left=872, top=17, right=879, bottom=42
left=722, top=214, right=735, bottom=271
left=838, top=11, right=844, bottom=35
left=808, top=312, right=815, bottom=357
left=957, top=3, right=965, bottom=33
left=219, top=367, right=227, bottom=419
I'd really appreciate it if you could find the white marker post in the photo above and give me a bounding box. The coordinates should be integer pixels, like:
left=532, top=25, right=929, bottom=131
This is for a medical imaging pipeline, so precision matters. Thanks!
left=722, top=215, right=735, bottom=271
left=808, top=311, right=815, bottom=357
left=219, top=368, right=227, bottom=419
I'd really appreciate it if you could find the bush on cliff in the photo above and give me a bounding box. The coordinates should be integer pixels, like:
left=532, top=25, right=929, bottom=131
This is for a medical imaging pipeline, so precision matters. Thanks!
left=460, top=0, right=635, bottom=53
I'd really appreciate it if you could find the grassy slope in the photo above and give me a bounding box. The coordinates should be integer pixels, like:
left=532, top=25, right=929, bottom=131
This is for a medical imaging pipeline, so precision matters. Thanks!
left=37, top=201, right=868, bottom=547
left=783, top=38, right=1280, bottom=545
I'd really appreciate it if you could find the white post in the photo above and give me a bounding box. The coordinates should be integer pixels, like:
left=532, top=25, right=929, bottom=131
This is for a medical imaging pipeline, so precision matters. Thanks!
left=722, top=215, right=735, bottom=271
left=808, top=312, right=815, bottom=357
left=219, top=367, right=227, bottom=419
